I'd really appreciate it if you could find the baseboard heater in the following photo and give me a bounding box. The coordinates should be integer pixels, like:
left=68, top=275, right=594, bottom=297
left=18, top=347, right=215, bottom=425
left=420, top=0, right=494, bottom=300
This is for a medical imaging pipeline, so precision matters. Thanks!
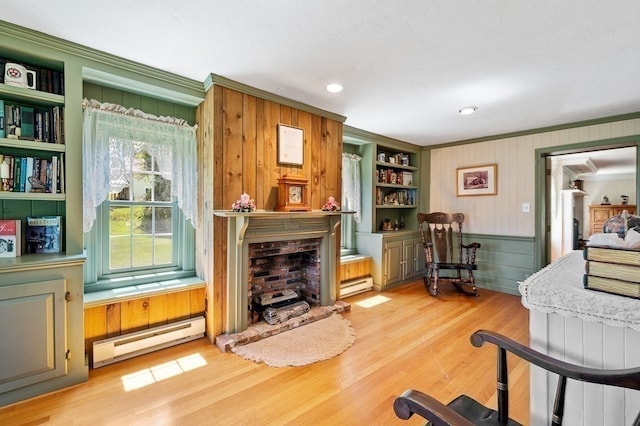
left=92, top=316, right=205, bottom=368
left=340, top=276, right=373, bottom=298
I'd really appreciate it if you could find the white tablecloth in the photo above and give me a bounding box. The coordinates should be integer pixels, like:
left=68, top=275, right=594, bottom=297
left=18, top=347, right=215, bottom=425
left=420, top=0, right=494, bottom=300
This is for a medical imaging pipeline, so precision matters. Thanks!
left=518, top=250, right=640, bottom=331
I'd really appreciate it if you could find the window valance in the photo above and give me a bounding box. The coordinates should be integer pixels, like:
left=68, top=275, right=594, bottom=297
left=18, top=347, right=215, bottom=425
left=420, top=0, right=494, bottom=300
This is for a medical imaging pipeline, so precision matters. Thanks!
left=82, top=98, right=198, bottom=232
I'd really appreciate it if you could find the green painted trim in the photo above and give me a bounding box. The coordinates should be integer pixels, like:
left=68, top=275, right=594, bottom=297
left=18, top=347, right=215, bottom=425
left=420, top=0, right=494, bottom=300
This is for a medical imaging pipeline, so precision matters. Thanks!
left=84, top=276, right=206, bottom=308
left=0, top=20, right=205, bottom=105
left=428, top=112, right=640, bottom=149
left=533, top=136, right=640, bottom=271
left=205, top=73, right=346, bottom=123
left=344, top=125, right=420, bottom=151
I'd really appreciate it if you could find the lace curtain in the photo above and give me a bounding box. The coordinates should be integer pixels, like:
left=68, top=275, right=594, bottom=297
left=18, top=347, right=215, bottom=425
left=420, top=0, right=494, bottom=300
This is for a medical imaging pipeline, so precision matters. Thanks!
left=342, top=153, right=362, bottom=223
left=82, top=99, right=198, bottom=232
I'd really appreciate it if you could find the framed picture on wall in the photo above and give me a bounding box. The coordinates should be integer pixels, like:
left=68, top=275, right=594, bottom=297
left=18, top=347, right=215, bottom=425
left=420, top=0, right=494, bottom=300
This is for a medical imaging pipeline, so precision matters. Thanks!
left=456, top=164, right=497, bottom=196
left=277, top=124, right=304, bottom=166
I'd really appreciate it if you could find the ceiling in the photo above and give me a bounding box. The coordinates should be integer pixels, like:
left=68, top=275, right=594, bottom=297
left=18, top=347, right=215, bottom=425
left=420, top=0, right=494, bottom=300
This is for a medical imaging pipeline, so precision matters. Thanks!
left=2, top=1, right=640, bottom=147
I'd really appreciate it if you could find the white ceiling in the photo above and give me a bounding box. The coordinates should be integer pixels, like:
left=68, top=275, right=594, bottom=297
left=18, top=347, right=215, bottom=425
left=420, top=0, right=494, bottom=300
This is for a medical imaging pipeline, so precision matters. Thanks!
left=2, top=1, right=640, bottom=147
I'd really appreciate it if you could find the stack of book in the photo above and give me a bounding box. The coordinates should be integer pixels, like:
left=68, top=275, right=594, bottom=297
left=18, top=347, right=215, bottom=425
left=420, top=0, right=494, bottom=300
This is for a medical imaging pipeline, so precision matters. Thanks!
left=583, top=245, right=640, bottom=299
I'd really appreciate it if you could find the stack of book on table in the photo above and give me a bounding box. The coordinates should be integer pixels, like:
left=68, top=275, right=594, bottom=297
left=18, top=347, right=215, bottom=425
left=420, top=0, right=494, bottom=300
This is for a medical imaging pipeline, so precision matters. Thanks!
left=583, top=245, right=640, bottom=299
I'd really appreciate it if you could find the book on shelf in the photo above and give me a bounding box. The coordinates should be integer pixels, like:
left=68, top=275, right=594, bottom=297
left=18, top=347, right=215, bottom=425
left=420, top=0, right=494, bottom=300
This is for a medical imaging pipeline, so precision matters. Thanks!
left=0, top=57, right=64, bottom=95
left=0, top=219, right=21, bottom=257
left=0, top=100, right=64, bottom=144
left=0, top=99, right=4, bottom=138
left=0, top=152, right=63, bottom=193
left=25, top=216, right=62, bottom=254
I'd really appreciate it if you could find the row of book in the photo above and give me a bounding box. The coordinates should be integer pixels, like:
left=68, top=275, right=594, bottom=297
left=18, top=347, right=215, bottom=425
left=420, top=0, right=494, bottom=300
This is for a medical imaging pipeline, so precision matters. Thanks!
left=376, top=187, right=415, bottom=206
left=377, top=169, right=413, bottom=186
left=0, top=100, right=65, bottom=143
left=0, top=58, right=65, bottom=96
left=0, top=216, right=62, bottom=258
left=0, top=153, right=64, bottom=194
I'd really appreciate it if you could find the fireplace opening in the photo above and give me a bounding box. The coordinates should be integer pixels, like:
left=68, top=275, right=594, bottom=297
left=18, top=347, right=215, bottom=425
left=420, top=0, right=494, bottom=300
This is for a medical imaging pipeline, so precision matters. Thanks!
left=248, top=238, right=322, bottom=324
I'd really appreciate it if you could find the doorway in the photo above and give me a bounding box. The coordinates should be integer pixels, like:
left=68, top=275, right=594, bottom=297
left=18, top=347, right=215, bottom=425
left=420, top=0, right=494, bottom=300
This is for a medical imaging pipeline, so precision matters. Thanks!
left=535, top=138, right=640, bottom=269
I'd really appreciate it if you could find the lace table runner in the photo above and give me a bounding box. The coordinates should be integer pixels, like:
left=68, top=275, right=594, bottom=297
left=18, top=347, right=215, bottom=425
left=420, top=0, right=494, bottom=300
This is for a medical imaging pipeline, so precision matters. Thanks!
left=518, top=250, right=640, bottom=330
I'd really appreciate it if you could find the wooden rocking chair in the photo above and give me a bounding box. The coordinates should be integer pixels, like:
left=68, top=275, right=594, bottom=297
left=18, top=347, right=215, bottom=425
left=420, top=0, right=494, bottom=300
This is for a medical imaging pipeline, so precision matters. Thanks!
left=394, top=330, right=640, bottom=426
left=417, top=212, right=481, bottom=296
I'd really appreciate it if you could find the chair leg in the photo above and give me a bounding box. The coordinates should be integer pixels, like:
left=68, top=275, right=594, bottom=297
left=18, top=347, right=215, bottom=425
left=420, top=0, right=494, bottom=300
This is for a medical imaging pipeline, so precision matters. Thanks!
left=467, top=270, right=479, bottom=297
left=430, top=270, right=439, bottom=296
left=424, top=269, right=438, bottom=296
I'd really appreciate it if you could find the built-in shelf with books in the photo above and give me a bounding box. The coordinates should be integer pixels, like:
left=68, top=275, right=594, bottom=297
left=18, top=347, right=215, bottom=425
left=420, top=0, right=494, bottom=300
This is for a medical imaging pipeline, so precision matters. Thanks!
left=0, top=82, right=66, bottom=203
left=345, top=126, right=423, bottom=291
left=374, top=145, right=420, bottom=233
left=0, top=37, right=86, bottom=409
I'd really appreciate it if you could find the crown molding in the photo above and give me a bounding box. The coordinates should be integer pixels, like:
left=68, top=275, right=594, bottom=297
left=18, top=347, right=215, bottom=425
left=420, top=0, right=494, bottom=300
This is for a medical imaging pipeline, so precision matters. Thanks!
left=0, top=20, right=205, bottom=105
left=343, top=125, right=420, bottom=151
left=204, top=73, right=346, bottom=123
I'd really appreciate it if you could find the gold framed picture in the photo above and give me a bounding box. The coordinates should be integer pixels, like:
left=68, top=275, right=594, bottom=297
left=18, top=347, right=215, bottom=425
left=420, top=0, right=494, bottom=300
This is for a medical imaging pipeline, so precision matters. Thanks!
left=456, top=164, right=497, bottom=196
left=277, top=124, right=304, bottom=166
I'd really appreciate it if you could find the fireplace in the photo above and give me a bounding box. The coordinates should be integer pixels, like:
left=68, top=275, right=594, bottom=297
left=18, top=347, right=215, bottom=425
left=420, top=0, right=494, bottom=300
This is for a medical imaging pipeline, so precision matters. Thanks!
left=213, top=211, right=343, bottom=334
left=248, top=237, right=322, bottom=324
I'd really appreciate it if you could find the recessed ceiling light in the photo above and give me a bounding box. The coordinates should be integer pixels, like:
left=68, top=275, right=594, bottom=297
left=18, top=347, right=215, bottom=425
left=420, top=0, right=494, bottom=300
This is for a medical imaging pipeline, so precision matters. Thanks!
left=326, top=83, right=343, bottom=93
left=459, top=106, right=478, bottom=115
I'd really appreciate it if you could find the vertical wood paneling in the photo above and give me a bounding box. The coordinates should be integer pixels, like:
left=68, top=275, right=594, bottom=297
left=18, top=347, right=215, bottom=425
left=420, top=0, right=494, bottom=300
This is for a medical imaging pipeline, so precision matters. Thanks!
left=167, top=291, right=191, bottom=321
left=242, top=94, right=258, bottom=198
left=190, top=287, right=205, bottom=316
left=583, top=320, right=605, bottom=425
left=305, top=115, right=322, bottom=203
left=223, top=89, right=244, bottom=205
left=121, top=299, right=149, bottom=333
left=255, top=98, right=266, bottom=210
left=106, top=303, right=121, bottom=337
left=84, top=288, right=206, bottom=349
left=147, top=294, right=168, bottom=327
left=83, top=306, right=106, bottom=356
left=530, top=311, right=640, bottom=425
left=263, top=99, right=281, bottom=208
left=197, top=84, right=344, bottom=338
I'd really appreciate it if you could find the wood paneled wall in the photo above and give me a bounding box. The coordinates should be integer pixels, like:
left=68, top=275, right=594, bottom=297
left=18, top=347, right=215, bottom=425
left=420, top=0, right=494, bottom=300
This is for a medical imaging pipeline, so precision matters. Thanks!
left=84, top=287, right=206, bottom=365
left=197, top=84, right=344, bottom=340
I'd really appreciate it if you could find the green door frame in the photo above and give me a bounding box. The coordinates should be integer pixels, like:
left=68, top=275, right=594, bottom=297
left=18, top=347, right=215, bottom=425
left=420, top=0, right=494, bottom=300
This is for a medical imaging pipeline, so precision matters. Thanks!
left=534, top=136, right=640, bottom=271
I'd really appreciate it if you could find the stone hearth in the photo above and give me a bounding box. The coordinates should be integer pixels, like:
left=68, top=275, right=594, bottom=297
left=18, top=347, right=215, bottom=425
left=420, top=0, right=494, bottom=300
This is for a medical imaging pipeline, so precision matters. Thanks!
left=215, top=301, right=350, bottom=352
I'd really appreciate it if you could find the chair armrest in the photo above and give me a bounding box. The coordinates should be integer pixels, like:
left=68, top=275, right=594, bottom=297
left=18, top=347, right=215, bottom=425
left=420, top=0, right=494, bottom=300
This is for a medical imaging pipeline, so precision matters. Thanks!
left=461, top=242, right=481, bottom=249
left=471, top=330, right=640, bottom=390
left=394, top=389, right=474, bottom=426
left=460, top=242, right=481, bottom=264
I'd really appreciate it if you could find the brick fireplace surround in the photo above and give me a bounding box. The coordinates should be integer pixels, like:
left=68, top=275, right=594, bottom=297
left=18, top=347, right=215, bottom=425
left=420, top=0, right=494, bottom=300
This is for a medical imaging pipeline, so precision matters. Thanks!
left=212, top=211, right=350, bottom=351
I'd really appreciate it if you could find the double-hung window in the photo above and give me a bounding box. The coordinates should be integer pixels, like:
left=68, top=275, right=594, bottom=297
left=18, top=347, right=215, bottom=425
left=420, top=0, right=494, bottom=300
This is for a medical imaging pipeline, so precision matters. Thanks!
left=82, top=99, right=198, bottom=292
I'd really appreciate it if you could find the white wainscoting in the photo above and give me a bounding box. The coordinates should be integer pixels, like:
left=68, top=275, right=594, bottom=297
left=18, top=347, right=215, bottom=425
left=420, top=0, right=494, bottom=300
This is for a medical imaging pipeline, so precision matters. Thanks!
left=530, top=310, right=640, bottom=426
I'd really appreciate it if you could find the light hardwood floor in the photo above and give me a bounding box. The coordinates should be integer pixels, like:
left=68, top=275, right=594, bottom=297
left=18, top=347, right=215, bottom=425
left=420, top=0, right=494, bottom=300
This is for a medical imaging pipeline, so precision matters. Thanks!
left=0, top=280, right=530, bottom=425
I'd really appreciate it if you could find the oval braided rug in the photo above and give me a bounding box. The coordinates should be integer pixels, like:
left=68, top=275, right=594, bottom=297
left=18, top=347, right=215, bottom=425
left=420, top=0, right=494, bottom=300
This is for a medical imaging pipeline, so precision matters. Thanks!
left=231, top=313, right=356, bottom=367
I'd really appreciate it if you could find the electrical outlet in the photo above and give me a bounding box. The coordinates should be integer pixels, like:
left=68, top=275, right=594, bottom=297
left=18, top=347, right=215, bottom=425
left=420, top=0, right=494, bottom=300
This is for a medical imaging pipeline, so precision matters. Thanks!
left=522, top=202, right=530, bottom=213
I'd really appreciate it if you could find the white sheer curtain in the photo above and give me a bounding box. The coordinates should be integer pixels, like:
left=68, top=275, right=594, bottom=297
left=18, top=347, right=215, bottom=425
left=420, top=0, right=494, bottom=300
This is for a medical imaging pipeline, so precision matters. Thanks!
left=82, top=98, right=198, bottom=232
left=342, top=153, right=362, bottom=223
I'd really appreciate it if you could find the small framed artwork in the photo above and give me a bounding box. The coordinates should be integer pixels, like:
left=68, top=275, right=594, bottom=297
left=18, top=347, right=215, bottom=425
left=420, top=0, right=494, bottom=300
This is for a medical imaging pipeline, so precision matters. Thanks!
left=456, top=164, right=497, bottom=196
left=277, top=124, right=304, bottom=166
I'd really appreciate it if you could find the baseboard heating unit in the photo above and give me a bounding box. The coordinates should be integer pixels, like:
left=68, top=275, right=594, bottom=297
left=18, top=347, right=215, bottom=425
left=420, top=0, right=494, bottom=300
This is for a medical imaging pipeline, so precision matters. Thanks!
left=93, top=316, right=205, bottom=368
left=340, top=276, right=373, bottom=298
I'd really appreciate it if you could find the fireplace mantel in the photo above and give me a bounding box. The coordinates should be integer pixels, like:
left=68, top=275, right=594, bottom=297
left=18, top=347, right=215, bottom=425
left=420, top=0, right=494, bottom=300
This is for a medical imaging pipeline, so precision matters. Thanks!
left=212, top=210, right=349, bottom=218
left=213, top=210, right=350, bottom=334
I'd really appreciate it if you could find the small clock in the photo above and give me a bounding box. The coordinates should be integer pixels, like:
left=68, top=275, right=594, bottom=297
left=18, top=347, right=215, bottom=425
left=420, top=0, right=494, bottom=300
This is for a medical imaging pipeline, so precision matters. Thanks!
left=276, top=174, right=310, bottom=212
